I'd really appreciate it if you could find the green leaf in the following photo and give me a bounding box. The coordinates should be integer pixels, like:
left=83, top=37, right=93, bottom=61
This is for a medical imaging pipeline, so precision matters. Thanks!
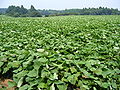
left=38, top=58, right=48, bottom=63
left=50, top=83, right=55, bottom=90
left=49, top=73, right=58, bottom=80
left=34, top=60, right=41, bottom=70
left=57, top=84, right=67, bottom=90
left=93, top=87, right=97, bottom=90
left=93, top=69, right=102, bottom=75
left=102, top=70, right=115, bottom=78
left=15, top=70, right=28, bottom=78
left=0, top=56, right=7, bottom=62
left=0, top=62, right=4, bottom=67
left=112, top=82, right=117, bottom=88
left=41, top=70, right=50, bottom=78
left=82, top=84, right=89, bottom=89
left=47, top=80, right=53, bottom=86
left=64, top=72, right=71, bottom=77
left=3, top=67, right=10, bottom=74
left=81, top=69, right=91, bottom=78
left=19, top=84, right=29, bottom=90
left=27, top=69, right=38, bottom=77
left=52, top=63, right=63, bottom=69
left=38, top=83, right=47, bottom=88
left=85, top=61, right=92, bottom=68
left=53, top=73, right=58, bottom=79
left=89, top=67, right=96, bottom=71
left=34, top=58, right=48, bottom=70
left=101, top=82, right=109, bottom=88
left=67, top=75, right=77, bottom=85
left=37, top=49, right=45, bottom=52
left=8, top=81, right=16, bottom=88
left=70, top=67, right=77, bottom=73
left=78, top=80, right=83, bottom=86
left=29, top=80, right=38, bottom=87
left=22, top=60, right=31, bottom=68
left=54, top=81, right=64, bottom=85
left=13, top=66, right=23, bottom=73
left=8, top=61, right=21, bottom=68
left=17, top=77, right=24, bottom=87
left=95, top=81, right=101, bottom=86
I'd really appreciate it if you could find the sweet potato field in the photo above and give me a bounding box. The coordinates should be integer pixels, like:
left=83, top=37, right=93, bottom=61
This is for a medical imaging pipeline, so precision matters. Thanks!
left=0, top=15, right=120, bottom=90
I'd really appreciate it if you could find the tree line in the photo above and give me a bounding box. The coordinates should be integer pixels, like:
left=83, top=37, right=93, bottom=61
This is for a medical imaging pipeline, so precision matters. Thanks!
left=39, top=7, right=120, bottom=16
left=0, top=5, right=120, bottom=17
left=5, top=5, right=42, bottom=17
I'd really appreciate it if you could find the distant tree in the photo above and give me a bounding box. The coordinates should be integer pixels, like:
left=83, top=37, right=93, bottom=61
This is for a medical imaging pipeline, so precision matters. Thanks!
left=28, top=5, right=42, bottom=17
left=13, top=12, right=20, bottom=17
left=28, top=11, right=41, bottom=17
left=0, top=8, right=7, bottom=14
left=6, top=6, right=16, bottom=16
left=6, top=5, right=27, bottom=17
left=5, top=5, right=120, bottom=17
left=6, top=5, right=42, bottom=17
left=29, top=5, right=37, bottom=12
left=20, top=5, right=28, bottom=15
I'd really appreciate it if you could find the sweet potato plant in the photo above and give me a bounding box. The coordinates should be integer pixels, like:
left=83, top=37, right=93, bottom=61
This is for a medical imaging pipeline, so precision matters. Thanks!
left=0, top=15, right=120, bottom=90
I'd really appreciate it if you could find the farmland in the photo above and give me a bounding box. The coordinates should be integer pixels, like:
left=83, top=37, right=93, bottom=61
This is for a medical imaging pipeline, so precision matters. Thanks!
left=0, top=15, right=120, bottom=90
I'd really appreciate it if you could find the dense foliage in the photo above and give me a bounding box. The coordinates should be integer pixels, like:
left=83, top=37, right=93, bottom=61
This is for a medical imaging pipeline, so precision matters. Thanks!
left=0, top=6, right=120, bottom=17
left=0, top=8, right=6, bottom=15
left=0, top=15, right=120, bottom=90
left=6, top=5, right=41, bottom=17
left=38, top=7, right=120, bottom=16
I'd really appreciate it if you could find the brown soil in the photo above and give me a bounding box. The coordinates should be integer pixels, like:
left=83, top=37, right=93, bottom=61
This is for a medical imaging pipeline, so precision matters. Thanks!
left=0, top=79, right=15, bottom=90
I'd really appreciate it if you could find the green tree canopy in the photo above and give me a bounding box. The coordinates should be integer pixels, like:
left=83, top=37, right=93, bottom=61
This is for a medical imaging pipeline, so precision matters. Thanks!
left=6, top=5, right=41, bottom=17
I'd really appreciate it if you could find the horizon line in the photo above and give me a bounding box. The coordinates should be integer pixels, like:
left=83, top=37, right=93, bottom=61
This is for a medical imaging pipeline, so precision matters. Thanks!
left=0, top=6, right=120, bottom=11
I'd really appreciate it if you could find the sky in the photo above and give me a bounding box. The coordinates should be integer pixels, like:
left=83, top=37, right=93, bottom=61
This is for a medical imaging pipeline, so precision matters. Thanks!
left=0, top=0, right=120, bottom=10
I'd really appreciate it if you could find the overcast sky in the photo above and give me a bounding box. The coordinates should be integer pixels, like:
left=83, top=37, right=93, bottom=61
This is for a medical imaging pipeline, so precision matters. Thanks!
left=0, top=0, right=120, bottom=10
